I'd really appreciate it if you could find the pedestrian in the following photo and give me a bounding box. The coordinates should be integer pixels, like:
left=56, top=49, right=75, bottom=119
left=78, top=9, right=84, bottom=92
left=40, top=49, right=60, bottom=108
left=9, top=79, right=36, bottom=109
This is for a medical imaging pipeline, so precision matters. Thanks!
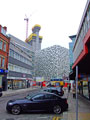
left=41, top=82, right=43, bottom=88
left=78, top=85, right=80, bottom=94
left=72, top=87, right=76, bottom=98
left=68, top=84, right=71, bottom=93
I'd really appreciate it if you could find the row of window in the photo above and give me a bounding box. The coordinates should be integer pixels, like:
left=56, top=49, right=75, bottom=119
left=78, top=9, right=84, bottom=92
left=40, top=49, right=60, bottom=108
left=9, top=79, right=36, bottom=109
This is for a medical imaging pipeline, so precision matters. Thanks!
left=8, top=63, right=32, bottom=74
left=27, top=94, right=58, bottom=100
left=0, top=56, right=5, bottom=68
left=0, top=40, right=6, bottom=52
left=76, top=4, right=90, bottom=47
left=9, top=49, right=32, bottom=66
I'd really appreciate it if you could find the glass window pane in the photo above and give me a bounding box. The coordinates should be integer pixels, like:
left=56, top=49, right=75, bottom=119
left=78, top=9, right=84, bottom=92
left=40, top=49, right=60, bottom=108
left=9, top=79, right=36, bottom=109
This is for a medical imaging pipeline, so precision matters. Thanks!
left=3, top=43, right=6, bottom=51
left=0, top=41, right=3, bottom=49
left=10, top=50, right=14, bottom=57
left=33, top=94, right=44, bottom=100
left=2, top=58, right=5, bottom=68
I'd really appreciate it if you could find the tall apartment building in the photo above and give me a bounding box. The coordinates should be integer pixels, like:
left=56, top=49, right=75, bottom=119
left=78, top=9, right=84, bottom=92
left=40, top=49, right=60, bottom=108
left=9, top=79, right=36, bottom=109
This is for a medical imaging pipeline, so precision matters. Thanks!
left=70, top=0, right=90, bottom=100
left=7, top=34, right=34, bottom=89
left=25, top=24, right=43, bottom=52
left=0, top=25, right=10, bottom=91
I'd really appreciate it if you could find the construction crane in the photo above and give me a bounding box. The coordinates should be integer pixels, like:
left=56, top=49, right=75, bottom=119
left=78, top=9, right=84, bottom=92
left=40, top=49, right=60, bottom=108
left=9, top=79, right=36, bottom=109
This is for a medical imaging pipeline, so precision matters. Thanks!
left=24, top=11, right=37, bottom=40
left=24, top=15, right=29, bottom=40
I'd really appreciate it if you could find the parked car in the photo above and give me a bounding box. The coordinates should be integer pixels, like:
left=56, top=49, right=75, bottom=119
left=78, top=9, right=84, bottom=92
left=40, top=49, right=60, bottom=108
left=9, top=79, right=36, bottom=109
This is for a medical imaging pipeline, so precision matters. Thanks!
left=6, top=92, right=68, bottom=115
left=41, top=87, right=64, bottom=96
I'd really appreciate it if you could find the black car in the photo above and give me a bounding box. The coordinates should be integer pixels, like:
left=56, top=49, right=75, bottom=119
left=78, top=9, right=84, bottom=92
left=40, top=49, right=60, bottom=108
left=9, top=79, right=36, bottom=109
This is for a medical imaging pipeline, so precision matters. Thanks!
left=41, top=87, right=64, bottom=96
left=6, top=92, right=68, bottom=115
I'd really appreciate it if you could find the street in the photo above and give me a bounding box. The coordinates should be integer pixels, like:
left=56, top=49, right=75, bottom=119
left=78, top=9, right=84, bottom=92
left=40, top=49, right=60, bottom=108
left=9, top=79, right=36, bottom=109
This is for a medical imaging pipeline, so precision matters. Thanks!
left=0, top=88, right=90, bottom=120
left=0, top=88, right=63, bottom=120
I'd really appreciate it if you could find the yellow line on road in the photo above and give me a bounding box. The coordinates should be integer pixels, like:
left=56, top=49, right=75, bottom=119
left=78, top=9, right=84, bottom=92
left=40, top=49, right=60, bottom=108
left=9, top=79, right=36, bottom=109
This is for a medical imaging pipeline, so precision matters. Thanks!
left=52, top=116, right=63, bottom=120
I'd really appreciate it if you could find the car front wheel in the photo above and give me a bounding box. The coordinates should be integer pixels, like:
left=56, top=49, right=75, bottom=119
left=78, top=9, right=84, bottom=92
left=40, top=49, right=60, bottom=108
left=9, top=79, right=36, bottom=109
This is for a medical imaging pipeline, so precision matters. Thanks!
left=11, top=105, right=21, bottom=115
left=53, top=105, right=62, bottom=114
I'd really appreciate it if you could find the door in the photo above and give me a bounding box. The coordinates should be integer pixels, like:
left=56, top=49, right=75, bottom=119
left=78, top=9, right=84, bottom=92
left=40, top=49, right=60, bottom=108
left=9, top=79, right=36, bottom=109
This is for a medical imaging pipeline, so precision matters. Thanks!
left=27, top=94, right=46, bottom=111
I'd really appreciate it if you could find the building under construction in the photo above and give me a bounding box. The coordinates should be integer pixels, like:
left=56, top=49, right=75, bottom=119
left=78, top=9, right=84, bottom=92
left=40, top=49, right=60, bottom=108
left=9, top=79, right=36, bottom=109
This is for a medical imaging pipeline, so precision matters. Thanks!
left=25, top=24, right=43, bottom=52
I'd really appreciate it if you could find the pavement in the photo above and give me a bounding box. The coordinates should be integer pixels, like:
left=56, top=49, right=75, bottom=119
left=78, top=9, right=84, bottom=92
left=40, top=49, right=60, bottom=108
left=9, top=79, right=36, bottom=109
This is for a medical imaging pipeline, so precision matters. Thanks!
left=2, top=86, right=40, bottom=97
left=1, top=87, right=90, bottom=120
left=62, top=90, right=90, bottom=120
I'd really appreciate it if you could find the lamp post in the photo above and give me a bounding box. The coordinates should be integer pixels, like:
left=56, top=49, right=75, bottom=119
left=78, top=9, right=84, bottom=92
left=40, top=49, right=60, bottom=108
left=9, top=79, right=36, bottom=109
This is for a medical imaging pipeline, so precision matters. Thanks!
left=76, top=66, right=78, bottom=120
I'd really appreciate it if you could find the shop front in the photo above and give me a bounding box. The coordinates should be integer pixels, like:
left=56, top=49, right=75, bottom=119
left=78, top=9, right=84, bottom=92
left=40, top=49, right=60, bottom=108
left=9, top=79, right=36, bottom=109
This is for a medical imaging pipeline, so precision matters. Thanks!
left=83, top=80, right=89, bottom=99
left=7, top=79, right=27, bottom=90
left=0, top=69, right=8, bottom=91
left=79, top=77, right=90, bottom=100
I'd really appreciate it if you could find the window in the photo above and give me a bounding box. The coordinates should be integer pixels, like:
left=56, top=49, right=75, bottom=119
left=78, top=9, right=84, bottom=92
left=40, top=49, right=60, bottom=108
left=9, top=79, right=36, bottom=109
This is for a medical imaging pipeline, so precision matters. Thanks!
left=0, top=41, right=3, bottom=49
left=2, top=58, right=5, bottom=68
left=20, top=55, right=22, bottom=61
left=44, top=94, right=58, bottom=100
left=10, top=50, right=14, bottom=57
left=32, top=94, right=44, bottom=100
left=3, top=43, right=6, bottom=51
left=11, top=64, right=14, bottom=71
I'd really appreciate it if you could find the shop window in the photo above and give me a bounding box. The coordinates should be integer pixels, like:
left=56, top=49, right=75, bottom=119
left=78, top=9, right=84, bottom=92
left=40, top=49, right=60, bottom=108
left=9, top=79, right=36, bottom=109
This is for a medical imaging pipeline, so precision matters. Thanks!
left=83, top=80, right=89, bottom=99
left=0, top=41, right=3, bottom=49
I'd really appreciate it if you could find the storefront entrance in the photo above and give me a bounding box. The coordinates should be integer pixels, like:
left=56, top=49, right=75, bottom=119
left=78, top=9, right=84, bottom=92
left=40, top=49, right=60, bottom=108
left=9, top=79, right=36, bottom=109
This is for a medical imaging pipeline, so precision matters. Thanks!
left=8, top=79, right=27, bottom=90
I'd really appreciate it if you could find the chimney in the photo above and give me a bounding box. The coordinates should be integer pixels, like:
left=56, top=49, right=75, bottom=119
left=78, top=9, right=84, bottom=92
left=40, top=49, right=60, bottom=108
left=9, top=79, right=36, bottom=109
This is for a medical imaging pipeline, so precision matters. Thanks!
left=3, top=26, right=7, bottom=32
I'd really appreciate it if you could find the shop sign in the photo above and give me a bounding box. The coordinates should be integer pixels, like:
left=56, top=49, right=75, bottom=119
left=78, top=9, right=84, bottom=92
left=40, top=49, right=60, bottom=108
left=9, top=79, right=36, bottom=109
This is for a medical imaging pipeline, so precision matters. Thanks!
left=0, top=69, right=8, bottom=74
left=5, top=70, right=8, bottom=73
left=36, top=77, right=44, bottom=82
left=0, top=69, right=4, bottom=73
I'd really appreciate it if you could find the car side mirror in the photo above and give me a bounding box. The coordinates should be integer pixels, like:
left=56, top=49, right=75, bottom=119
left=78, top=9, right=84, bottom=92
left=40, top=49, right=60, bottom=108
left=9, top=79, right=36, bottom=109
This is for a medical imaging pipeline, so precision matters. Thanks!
left=30, top=98, right=33, bottom=101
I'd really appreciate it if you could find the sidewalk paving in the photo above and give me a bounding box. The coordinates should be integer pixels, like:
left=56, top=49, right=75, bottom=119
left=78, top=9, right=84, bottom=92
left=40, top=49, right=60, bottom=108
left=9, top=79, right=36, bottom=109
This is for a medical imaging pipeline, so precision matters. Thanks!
left=2, top=86, right=40, bottom=97
left=62, top=90, right=90, bottom=120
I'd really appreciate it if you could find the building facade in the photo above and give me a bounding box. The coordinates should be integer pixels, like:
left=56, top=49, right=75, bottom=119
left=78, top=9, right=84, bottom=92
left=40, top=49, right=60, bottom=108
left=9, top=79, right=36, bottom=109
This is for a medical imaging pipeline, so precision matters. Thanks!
left=0, top=25, right=10, bottom=91
left=7, top=34, right=34, bottom=89
left=25, top=24, right=43, bottom=52
left=69, top=35, right=76, bottom=72
left=34, top=45, right=70, bottom=81
left=71, top=0, right=90, bottom=100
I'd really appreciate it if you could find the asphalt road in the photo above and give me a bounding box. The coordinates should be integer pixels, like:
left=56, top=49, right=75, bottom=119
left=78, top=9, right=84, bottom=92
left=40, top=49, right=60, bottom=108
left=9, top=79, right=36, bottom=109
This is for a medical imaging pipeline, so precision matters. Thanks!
left=0, top=89, right=63, bottom=120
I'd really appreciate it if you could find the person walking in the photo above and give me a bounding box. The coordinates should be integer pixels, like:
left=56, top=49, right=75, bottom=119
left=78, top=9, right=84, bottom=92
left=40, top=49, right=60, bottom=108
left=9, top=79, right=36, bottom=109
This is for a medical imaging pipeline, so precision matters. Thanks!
left=68, top=84, right=71, bottom=93
left=41, top=82, right=43, bottom=88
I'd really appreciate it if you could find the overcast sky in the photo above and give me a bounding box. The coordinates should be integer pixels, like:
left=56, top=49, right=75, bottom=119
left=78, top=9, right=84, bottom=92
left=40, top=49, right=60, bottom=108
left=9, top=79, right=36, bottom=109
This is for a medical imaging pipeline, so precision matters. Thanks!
left=0, top=0, right=87, bottom=49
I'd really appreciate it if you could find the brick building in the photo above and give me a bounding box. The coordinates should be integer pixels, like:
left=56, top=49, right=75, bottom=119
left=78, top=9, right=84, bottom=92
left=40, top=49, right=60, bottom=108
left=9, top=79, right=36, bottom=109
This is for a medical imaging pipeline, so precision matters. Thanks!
left=0, top=25, right=10, bottom=91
